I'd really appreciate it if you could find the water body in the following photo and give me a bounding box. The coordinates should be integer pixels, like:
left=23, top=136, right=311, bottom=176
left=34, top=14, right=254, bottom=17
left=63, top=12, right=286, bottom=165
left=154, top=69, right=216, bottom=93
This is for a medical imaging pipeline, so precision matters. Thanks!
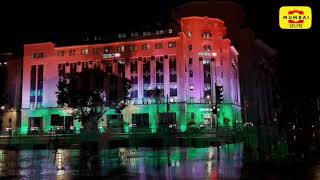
left=0, top=143, right=243, bottom=179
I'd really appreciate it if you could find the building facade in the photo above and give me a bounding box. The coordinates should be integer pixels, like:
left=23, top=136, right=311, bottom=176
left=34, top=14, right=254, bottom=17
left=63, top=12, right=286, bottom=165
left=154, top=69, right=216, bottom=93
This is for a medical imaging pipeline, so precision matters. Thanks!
left=21, top=16, right=241, bottom=134
left=172, top=0, right=280, bottom=126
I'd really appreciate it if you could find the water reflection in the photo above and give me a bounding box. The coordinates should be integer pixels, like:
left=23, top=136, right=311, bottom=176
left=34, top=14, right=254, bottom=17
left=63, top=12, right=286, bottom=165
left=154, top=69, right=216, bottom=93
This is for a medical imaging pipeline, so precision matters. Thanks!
left=0, top=143, right=244, bottom=179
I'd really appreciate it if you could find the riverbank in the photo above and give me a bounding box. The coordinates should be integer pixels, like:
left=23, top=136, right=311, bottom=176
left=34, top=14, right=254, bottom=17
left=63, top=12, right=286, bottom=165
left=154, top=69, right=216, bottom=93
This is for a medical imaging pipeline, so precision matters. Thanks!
left=0, top=130, right=241, bottom=149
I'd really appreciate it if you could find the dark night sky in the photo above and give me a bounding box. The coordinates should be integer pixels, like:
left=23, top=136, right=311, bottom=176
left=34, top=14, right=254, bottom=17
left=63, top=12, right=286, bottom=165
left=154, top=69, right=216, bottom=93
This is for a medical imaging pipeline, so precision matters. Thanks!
left=0, top=0, right=319, bottom=111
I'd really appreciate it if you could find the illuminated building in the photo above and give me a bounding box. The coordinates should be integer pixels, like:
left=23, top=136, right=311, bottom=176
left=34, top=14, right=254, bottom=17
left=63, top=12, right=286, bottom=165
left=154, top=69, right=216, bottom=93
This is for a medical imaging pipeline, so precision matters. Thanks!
left=172, top=0, right=280, bottom=125
left=21, top=16, right=241, bottom=134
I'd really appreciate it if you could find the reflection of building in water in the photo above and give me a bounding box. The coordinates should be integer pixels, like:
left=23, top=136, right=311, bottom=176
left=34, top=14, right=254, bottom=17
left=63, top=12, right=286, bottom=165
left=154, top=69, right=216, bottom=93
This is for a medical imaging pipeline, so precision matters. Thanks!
left=21, top=16, right=241, bottom=134
left=55, top=149, right=65, bottom=175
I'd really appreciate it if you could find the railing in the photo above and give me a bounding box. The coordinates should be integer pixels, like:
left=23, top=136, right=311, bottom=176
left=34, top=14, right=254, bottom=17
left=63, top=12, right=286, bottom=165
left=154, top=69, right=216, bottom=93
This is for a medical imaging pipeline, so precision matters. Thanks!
left=0, top=126, right=243, bottom=138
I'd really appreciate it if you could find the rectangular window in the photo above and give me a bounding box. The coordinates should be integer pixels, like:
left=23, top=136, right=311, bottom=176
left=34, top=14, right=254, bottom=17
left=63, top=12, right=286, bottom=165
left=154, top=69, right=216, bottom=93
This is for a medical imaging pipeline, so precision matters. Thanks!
left=105, top=63, right=112, bottom=75
left=51, top=114, right=64, bottom=126
left=188, top=44, right=192, bottom=51
left=28, top=117, right=43, bottom=131
left=93, top=48, right=101, bottom=55
left=70, top=63, right=77, bottom=73
left=189, top=58, right=193, bottom=65
left=107, top=114, right=123, bottom=128
left=117, top=46, right=125, bottom=52
left=69, top=49, right=76, bottom=56
left=81, top=48, right=89, bottom=55
left=170, top=88, right=177, bottom=97
left=129, top=45, right=137, bottom=52
left=82, top=62, right=89, bottom=70
left=142, top=44, right=150, bottom=50
left=189, top=70, right=193, bottom=77
left=155, top=42, right=163, bottom=49
left=159, top=112, right=176, bottom=125
left=130, top=61, right=138, bottom=73
left=132, top=114, right=149, bottom=128
left=202, top=32, right=212, bottom=38
left=168, top=41, right=176, bottom=48
left=105, top=47, right=112, bottom=53
left=130, top=76, right=138, bottom=84
left=37, top=65, right=43, bottom=103
left=170, top=74, right=177, bottom=82
left=130, top=90, right=138, bottom=98
left=58, top=63, right=66, bottom=77
left=32, top=52, right=44, bottom=59
left=32, top=53, right=37, bottom=59
left=57, top=51, right=65, bottom=57
left=30, top=65, right=37, bottom=105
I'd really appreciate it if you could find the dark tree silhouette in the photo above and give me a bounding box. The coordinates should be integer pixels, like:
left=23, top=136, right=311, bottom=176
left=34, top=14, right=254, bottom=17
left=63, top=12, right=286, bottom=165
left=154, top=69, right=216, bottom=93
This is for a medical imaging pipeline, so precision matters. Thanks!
left=56, top=68, right=131, bottom=131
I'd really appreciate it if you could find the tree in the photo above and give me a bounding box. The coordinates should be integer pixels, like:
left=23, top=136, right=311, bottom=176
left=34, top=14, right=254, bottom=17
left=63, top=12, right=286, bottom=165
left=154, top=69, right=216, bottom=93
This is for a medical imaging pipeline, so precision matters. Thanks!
left=56, top=68, right=131, bottom=131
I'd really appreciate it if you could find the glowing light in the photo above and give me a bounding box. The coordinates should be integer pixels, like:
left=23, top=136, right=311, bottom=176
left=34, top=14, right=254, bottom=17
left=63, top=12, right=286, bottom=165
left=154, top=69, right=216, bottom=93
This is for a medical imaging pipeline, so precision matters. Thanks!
left=103, top=53, right=121, bottom=59
left=0, top=106, right=5, bottom=110
left=198, top=52, right=217, bottom=57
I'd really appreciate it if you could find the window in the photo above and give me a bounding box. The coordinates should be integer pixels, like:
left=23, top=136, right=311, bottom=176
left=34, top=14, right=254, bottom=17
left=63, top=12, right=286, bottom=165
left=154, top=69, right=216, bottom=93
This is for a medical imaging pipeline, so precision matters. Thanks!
left=221, top=72, right=223, bottom=78
left=130, top=76, right=138, bottom=84
left=57, top=51, right=65, bottom=57
left=168, top=41, right=176, bottom=48
left=82, top=62, right=89, bottom=70
left=37, top=65, right=43, bottom=103
left=70, top=63, right=77, bottom=73
left=129, top=45, right=137, bottom=52
left=155, top=42, right=163, bottom=49
left=202, top=32, right=212, bottom=38
left=130, top=90, right=138, bottom=98
left=58, top=63, right=66, bottom=77
left=69, top=49, right=76, bottom=56
left=135, top=32, right=138, bottom=37
left=159, top=113, right=176, bottom=125
left=170, top=88, right=177, bottom=97
left=93, top=48, right=101, bottom=55
left=130, top=61, right=138, bottom=73
left=188, top=44, right=192, bottom=51
left=132, top=114, right=149, bottom=128
left=189, top=70, right=193, bottom=77
left=143, top=32, right=147, bottom=36
left=107, top=114, right=123, bottom=128
left=105, top=47, right=112, bottom=53
left=32, top=52, right=44, bottom=59
left=142, top=44, right=150, bottom=50
left=168, top=29, right=173, bottom=34
left=188, top=32, right=192, bottom=37
left=118, top=33, right=126, bottom=38
left=30, top=65, right=37, bottom=105
left=203, top=45, right=211, bottom=51
left=117, top=45, right=125, bottom=52
left=81, top=48, right=89, bottom=55
left=189, top=58, right=193, bottom=65
left=160, top=30, right=164, bottom=34
left=131, top=32, right=135, bottom=37
left=156, top=30, right=160, bottom=35
left=51, top=114, right=63, bottom=126
left=190, top=85, right=194, bottom=90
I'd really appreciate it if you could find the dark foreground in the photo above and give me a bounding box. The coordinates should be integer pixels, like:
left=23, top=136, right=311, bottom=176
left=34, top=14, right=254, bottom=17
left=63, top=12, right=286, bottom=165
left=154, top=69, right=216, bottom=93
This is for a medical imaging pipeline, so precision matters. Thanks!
left=1, top=142, right=320, bottom=179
